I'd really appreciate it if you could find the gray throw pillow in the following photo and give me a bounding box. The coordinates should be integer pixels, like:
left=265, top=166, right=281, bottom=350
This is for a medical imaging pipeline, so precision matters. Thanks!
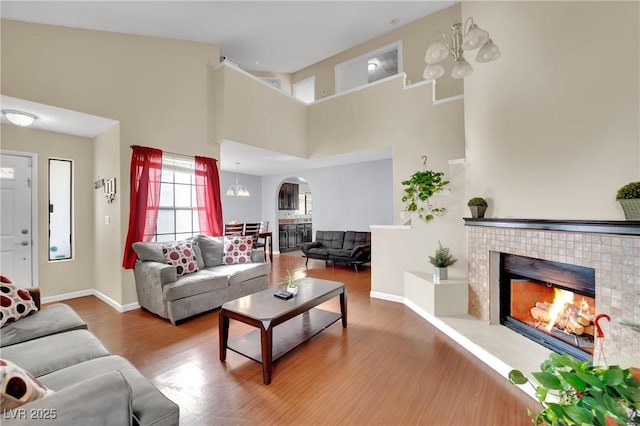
left=193, top=235, right=223, bottom=267
left=188, top=238, right=205, bottom=270
left=132, top=242, right=166, bottom=263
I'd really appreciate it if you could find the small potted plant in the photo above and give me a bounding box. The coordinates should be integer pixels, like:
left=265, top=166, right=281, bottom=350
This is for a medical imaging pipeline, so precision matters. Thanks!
left=467, top=197, right=488, bottom=218
left=285, top=270, right=300, bottom=295
left=616, top=181, right=640, bottom=220
left=428, top=241, right=457, bottom=282
left=508, top=352, right=640, bottom=426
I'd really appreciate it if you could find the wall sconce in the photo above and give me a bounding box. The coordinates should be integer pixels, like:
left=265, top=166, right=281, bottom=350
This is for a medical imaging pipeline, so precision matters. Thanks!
left=95, top=178, right=116, bottom=203
left=104, top=178, right=116, bottom=203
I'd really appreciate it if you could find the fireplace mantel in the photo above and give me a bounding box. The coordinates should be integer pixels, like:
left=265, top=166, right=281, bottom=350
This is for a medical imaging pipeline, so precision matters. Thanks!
left=464, top=218, right=640, bottom=236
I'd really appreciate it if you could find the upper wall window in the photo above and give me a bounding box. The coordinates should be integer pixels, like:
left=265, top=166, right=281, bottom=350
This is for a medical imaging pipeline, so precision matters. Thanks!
left=335, top=41, right=403, bottom=94
left=49, top=159, right=72, bottom=261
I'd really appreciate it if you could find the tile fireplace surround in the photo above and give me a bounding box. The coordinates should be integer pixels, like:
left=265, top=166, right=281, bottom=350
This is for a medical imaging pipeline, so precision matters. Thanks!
left=465, top=219, right=640, bottom=367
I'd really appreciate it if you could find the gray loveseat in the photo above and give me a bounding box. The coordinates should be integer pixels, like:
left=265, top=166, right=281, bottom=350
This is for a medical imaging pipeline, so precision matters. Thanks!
left=1, top=291, right=179, bottom=425
left=133, top=234, right=270, bottom=325
left=300, top=230, right=371, bottom=271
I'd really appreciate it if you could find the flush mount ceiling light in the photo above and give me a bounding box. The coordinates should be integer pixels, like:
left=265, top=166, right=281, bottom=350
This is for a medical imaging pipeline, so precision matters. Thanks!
left=367, top=61, right=378, bottom=72
left=423, top=17, right=500, bottom=80
left=226, top=162, right=250, bottom=197
left=2, top=110, right=37, bottom=127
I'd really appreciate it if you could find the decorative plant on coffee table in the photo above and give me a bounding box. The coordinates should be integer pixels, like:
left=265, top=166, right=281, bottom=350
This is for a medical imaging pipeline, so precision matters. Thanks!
left=616, top=181, right=640, bottom=220
left=428, top=241, right=457, bottom=282
left=285, top=270, right=300, bottom=295
left=401, top=156, right=449, bottom=223
left=508, top=352, right=640, bottom=426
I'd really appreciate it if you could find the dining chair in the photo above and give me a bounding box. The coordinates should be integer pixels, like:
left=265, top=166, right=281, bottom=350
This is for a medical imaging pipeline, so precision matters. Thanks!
left=254, top=221, right=269, bottom=249
left=224, top=222, right=245, bottom=236
left=243, top=222, right=261, bottom=244
left=243, top=222, right=264, bottom=261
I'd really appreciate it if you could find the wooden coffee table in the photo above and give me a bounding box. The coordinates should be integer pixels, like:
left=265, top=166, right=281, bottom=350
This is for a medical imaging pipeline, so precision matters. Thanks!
left=219, top=278, right=347, bottom=384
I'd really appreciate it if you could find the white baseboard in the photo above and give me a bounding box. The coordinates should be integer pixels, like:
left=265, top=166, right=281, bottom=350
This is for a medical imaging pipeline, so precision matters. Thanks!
left=369, top=291, right=404, bottom=304
left=42, top=289, right=139, bottom=313
left=41, top=289, right=94, bottom=304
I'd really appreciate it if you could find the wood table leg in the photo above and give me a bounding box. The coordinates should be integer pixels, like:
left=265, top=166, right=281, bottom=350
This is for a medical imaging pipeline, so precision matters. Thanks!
left=260, top=320, right=273, bottom=384
left=340, top=289, right=348, bottom=328
left=268, top=234, right=273, bottom=262
left=219, top=309, right=229, bottom=361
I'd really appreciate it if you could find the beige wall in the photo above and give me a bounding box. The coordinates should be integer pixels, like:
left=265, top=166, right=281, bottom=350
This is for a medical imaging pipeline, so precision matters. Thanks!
left=293, top=4, right=463, bottom=100
left=307, top=77, right=465, bottom=223
left=2, top=19, right=221, bottom=304
left=1, top=125, right=95, bottom=297
left=214, top=65, right=308, bottom=158
left=93, top=124, right=122, bottom=302
left=463, top=1, right=639, bottom=220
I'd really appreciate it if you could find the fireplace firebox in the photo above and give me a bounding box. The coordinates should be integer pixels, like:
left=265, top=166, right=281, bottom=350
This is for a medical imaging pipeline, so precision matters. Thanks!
left=500, top=253, right=596, bottom=361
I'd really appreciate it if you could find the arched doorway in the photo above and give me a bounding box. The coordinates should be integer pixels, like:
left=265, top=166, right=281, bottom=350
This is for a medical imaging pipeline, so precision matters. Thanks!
left=276, top=177, right=312, bottom=253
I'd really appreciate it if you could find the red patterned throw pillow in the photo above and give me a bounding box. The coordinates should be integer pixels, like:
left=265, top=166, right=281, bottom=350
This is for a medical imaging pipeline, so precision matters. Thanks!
left=1, top=358, right=54, bottom=412
left=0, top=284, right=38, bottom=328
left=223, top=236, right=253, bottom=265
left=162, top=242, right=199, bottom=276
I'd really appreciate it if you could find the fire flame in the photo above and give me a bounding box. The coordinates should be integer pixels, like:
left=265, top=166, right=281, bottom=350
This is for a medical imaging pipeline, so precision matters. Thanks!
left=545, top=288, right=574, bottom=332
left=579, top=297, right=594, bottom=320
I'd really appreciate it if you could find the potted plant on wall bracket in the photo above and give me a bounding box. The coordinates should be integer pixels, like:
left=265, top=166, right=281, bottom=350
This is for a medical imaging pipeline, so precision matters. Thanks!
left=508, top=352, right=640, bottom=426
left=616, top=181, right=640, bottom=220
left=467, top=197, right=488, bottom=218
left=401, top=156, right=450, bottom=222
left=429, top=241, right=457, bottom=282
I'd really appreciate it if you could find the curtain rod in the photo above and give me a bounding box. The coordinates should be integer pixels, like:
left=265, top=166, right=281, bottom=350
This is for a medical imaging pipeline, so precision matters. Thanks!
left=129, top=145, right=215, bottom=161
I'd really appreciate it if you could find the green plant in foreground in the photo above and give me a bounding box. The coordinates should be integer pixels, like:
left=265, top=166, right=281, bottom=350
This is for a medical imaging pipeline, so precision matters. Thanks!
left=428, top=241, right=457, bottom=268
left=617, top=182, right=640, bottom=200
left=401, top=169, right=449, bottom=222
left=467, top=197, right=488, bottom=207
left=508, top=352, right=640, bottom=426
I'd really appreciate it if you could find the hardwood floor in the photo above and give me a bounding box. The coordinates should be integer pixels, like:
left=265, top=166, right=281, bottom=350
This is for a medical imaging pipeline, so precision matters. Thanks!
left=59, top=252, right=541, bottom=425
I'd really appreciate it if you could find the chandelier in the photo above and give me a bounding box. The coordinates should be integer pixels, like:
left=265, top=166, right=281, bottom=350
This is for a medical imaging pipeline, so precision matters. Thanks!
left=423, top=17, right=500, bottom=80
left=226, top=162, right=250, bottom=197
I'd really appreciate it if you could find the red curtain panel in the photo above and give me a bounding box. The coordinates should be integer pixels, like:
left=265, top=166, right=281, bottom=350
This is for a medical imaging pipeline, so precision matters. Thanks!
left=122, top=146, right=163, bottom=269
left=195, top=156, right=223, bottom=236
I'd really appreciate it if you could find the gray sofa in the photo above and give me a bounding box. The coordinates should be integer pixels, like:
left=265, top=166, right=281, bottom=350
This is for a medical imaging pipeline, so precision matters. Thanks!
left=133, top=234, right=270, bottom=325
left=1, top=294, right=179, bottom=425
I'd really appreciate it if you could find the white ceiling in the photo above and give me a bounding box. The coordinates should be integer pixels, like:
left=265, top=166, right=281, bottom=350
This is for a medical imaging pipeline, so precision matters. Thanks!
left=220, top=140, right=392, bottom=176
left=0, top=1, right=454, bottom=73
left=1, top=95, right=118, bottom=138
left=1, top=1, right=453, bottom=174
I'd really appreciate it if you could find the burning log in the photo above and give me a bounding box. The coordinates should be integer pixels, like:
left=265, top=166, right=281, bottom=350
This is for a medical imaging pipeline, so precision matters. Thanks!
left=530, top=301, right=592, bottom=336
left=565, top=321, right=585, bottom=336
left=531, top=306, right=552, bottom=323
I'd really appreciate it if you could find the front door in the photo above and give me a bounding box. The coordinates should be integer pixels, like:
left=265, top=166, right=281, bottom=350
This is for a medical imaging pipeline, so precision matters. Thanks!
left=0, top=153, right=35, bottom=287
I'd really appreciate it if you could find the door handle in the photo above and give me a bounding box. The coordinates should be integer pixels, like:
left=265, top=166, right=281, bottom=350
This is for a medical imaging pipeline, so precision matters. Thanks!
left=21, top=229, right=29, bottom=235
left=20, top=241, right=29, bottom=246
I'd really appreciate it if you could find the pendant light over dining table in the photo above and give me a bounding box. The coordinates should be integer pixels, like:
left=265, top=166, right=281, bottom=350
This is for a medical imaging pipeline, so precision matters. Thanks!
left=226, top=162, right=250, bottom=197
left=423, top=17, right=500, bottom=81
